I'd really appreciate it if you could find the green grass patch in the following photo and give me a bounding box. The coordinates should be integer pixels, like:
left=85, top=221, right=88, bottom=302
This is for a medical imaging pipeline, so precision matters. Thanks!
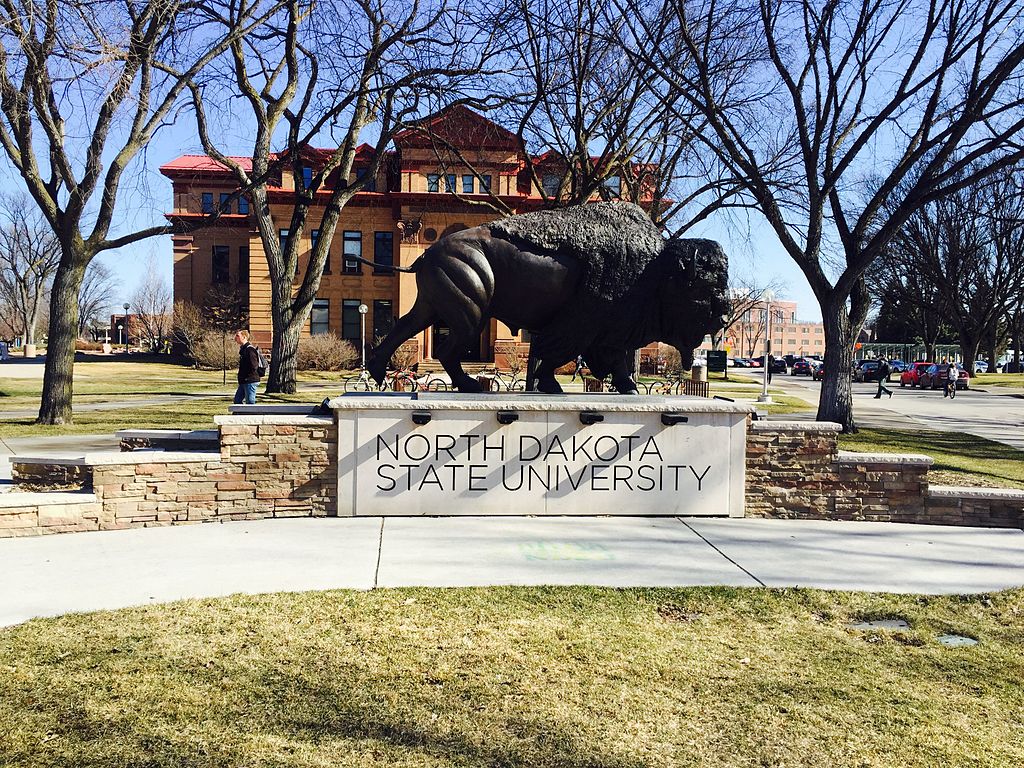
left=971, top=373, right=1024, bottom=389
left=840, top=428, right=1024, bottom=489
left=1, top=587, right=1022, bottom=767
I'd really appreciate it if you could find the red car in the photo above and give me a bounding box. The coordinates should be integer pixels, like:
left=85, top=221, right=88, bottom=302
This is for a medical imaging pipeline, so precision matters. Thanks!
left=918, top=363, right=971, bottom=391
left=900, top=362, right=933, bottom=388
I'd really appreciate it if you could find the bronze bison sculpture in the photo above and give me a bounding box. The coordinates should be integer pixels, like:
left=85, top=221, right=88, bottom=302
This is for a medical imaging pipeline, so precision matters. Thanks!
left=366, top=202, right=729, bottom=394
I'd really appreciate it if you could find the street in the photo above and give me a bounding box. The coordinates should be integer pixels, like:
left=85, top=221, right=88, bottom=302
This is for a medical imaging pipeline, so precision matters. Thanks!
left=759, top=369, right=1024, bottom=450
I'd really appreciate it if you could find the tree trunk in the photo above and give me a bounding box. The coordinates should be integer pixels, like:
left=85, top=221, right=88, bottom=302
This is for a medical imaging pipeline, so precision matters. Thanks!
left=816, top=301, right=858, bottom=432
left=37, top=257, right=86, bottom=424
left=956, top=329, right=980, bottom=373
left=265, top=304, right=302, bottom=394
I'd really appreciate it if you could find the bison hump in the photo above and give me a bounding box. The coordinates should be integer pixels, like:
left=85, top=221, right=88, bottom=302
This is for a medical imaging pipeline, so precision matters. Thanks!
left=486, top=202, right=663, bottom=301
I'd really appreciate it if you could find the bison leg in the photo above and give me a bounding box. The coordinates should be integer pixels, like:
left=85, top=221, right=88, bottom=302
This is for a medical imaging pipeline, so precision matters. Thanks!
left=611, top=349, right=639, bottom=395
left=367, top=299, right=435, bottom=385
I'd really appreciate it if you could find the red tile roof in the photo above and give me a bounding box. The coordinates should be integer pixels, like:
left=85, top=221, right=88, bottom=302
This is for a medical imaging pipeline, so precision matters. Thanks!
left=159, top=155, right=253, bottom=174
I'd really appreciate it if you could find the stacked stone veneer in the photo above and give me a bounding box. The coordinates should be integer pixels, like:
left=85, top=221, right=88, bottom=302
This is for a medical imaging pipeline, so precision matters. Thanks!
left=747, top=421, right=1024, bottom=527
left=3, top=414, right=1023, bottom=537
left=4, top=415, right=335, bottom=537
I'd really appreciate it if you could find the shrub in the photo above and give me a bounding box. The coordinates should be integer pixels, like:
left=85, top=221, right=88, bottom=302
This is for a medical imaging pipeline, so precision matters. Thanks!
left=74, top=339, right=106, bottom=351
left=297, top=333, right=359, bottom=371
left=172, top=301, right=208, bottom=364
left=192, top=333, right=236, bottom=371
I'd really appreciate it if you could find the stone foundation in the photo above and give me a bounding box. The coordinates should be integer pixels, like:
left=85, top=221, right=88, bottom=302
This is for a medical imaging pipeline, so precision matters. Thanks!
left=3, top=412, right=1022, bottom=537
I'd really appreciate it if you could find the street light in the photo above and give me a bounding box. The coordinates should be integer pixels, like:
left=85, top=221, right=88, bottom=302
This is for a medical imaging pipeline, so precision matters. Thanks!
left=358, top=303, right=369, bottom=369
left=122, top=303, right=130, bottom=354
left=758, top=292, right=774, bottom=404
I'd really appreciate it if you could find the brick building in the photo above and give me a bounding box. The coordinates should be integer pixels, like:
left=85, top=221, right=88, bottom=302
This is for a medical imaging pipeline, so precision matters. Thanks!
left=161, top=107, right=639, bottom=364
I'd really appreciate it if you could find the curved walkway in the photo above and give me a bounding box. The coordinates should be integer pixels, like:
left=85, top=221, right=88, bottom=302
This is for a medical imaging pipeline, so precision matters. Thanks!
left=2, top=516, right=1022, bottom=627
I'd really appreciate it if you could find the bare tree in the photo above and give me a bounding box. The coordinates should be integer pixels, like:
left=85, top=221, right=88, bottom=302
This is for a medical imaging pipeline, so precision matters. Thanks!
left=77, top=260, right=118, bottom=339
left=619, top=0, right=1024, bottom=430
left=129, top=256, right=173, bottom=352
left=185, top=0, right=503, bottom=394
left=0, top=0, right=277, bottom=423
left=0, top=197, right=60, bottom=346
left=715, top=277, right=783, bottom=351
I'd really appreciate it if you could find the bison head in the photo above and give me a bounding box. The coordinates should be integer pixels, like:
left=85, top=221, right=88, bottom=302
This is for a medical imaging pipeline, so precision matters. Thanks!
left=656, top=238, right=730, bottom=364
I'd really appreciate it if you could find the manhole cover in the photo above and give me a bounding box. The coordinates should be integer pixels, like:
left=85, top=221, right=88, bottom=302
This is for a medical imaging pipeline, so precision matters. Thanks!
left=937, top=634, right=978, bottom=647
left=847, top=619, right=910, bottom=631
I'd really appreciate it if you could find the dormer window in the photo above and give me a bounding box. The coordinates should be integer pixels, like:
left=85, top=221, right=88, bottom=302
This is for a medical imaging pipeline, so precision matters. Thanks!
left=462, top=175, right=474, bottom=194
left=481, top=175, right=492, bottom=193
left=201, top=192, right=214, bottom=213
left=445, top=174, right=456, bottom=193
left=356, top=167, right=376, bottom=192
left=542, top=175, right=559, bottom=197
left=427, top=174, right=440, bottom=192
left=302, top=166, right=313, bottom=189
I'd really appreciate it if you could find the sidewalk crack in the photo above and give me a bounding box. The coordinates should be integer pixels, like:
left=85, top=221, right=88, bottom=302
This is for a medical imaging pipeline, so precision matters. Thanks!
left=679, top=518, right=766, bottom=587
left=372, top=518, right=385, bottom=589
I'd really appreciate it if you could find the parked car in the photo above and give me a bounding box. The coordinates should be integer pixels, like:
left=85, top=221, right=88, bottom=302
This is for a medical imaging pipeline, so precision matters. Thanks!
left=974, top=360, right=989, bottom=373
left=731, top=357, right=751, bottom=368
left=900, top=362, right=933, bottom=388
left=853, top=360, right=883, bottom=382
left=812, top=362, right=825, bottom=381
left=768, top=357, right=788, bottom=373
left=791, top=358, right=812, bottom=376
left=748, top=357, right=762, bottom=367
left=888, top=360, right=907, bottom=374
left=918, top=363, right=970, bottom=391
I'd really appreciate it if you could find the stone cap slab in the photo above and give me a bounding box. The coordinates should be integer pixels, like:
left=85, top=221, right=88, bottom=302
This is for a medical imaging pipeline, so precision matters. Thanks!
left=0, top=491, right=98, bottom=508
left=327, top=392, right=755, bottom=414
left=228, top=404, right=322, bottom=415
left=214, top=414, right=334, bottom=426
left=929, top=485, right=1024, bottom=500
left=836, top=450, right=934, bottom=466
left=751, top=421, right=842, bottom=433
left=11, top=450, right=219, bottom=467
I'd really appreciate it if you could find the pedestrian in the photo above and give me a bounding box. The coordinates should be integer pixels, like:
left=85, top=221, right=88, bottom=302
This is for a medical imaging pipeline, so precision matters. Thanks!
left=874, top=356, right=893, bottom=399
left=767, top=353, right=774, bottom=384
left=234, top=329, right=262, bottom=405
left=571, top=354, right=586, bottom=382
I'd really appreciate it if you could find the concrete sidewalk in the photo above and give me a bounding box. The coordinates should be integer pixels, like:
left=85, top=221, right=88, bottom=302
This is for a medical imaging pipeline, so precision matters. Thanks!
left=2, top=516, right=1022, bottom=627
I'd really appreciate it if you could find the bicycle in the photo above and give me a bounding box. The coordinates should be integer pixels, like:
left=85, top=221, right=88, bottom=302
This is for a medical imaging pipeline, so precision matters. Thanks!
left=483, top=368, right=526, bottom=392
left=343, top=368, right=375, bottom=392
left=382, top=369, right=419, bottom=392
left=946, top=377, right=957, bottom=399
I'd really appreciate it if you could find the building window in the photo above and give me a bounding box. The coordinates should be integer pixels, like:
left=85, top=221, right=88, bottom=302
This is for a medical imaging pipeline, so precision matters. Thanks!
left=238, top=246, right=249, bottom=285
left=279, top=229, right=289, bottom=255
left=373, top=232, right=394, bottom=274
left=342, top=299, right=361, bottom=342
left=481, top=174, right=492, bottom=193
left=356, top=167, right=376, bottom=192
left=445, top=174, right=456, bottom=193
left=219, top=192, right=231, bottom=212
left=814, top=340, right=823, bottom=346
left=238, top=196, right=249, bottom=215
left=212, top=245, right=230, bottom=284
left=603, top=176, right=621, bottom=198
left=343, top=231, right=362, bottom=274
left=427, top=174, right=440, bottom=192
left=542, top=175, right=559, bottom=197
left=801, top=338, right=810, bottom=345
left=310, top=299, right=330, bottom=335
left=201, top=192, right=213, bottom=214
left=462, top=175, right=474, bottom=194
left=302, top=166, right=313, bottom=189
left=373, top=300, right=394, bottom=338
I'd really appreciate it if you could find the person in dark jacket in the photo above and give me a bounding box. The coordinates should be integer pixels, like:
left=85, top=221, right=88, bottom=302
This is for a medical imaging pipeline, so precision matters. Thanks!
left=234, top=329, right=261, bottom=404
left=874, top=356, right=893, bottom=399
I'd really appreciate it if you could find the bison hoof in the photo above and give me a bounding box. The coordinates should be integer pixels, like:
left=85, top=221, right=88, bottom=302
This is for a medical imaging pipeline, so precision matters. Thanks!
left=366, top=359, right=387, bottom=385
left=537, top=377, right=563, bottom=394
left=456, top=376, right=483, bottom=393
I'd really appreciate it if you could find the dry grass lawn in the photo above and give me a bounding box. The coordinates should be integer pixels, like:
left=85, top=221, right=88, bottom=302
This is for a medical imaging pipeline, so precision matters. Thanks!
left=1, top=587, right=1023, bottom=767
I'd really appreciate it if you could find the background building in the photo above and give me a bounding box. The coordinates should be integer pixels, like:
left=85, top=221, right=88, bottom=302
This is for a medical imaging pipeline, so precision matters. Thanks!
left=161, top=107, right=643, bottom=365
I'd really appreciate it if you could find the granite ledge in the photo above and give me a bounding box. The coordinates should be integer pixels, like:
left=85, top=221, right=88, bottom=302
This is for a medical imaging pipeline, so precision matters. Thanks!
left=751, top=421, right=842, bottom=433
left=0, top=491, right=99, bottom=509
left=928, top=485, right=1024, bottom=500
left=214, top=414, right=334, bottom=426
left=11, top=450, right=220, bottom=467
left=116, top=429, right=218, bottom=440
left=326, top=394, right=754, bottom=414
left=836, top=450, right=934, bottom=466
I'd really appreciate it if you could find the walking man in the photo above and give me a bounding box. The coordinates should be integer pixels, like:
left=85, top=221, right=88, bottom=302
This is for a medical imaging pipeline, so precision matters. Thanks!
left=234, top=329, right=262, bottom=405
left=767, top=353, right=775, bottom=384
left=874, top=357, right=893, bottom=399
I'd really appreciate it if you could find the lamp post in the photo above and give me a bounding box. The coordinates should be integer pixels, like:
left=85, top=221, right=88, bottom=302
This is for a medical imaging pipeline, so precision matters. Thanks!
left=122, top=303, right=130, bottom=353
left=358, top=303, right=369, bottom=369
left=117, top=323, right=123, bottom=349
left=758, top=292, right=774, bottom=404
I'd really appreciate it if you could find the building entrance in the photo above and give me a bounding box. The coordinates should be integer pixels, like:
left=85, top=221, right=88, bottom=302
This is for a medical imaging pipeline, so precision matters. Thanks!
left=431, top=324, right=486, bottom=362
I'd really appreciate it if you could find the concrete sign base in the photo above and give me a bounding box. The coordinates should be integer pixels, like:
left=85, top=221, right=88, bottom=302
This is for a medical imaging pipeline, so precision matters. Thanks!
left=331, top=394, right=752, bottom=517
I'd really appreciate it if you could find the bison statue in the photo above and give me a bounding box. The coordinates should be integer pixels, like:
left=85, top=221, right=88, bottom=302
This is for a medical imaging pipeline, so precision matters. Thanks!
left=366, top=202, right=729, bottom=394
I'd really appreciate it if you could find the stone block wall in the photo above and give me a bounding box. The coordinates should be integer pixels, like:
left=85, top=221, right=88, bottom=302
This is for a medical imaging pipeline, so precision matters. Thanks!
left=747, top=422, right=1024, bottom=528
left=3, top=416, right=336, bottom=538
